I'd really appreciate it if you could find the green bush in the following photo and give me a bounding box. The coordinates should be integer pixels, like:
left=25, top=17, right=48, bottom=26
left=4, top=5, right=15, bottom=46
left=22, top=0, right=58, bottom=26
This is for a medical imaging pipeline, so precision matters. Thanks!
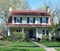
left=4, top=36, right=12, bottom=41
left=13, top=32, right=25, bottom=41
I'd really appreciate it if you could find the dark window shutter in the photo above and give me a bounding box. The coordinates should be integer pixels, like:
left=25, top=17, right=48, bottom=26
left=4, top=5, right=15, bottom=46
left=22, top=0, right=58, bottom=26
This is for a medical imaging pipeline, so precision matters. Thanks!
left=33, top=18, right=35, bottom=23
left=40, top=18, right=42, bottom=23
left=46, top=18, right=48, bottom=23
left=20, top=17, right=22, bottom=23
left=27, top=18, right=29, bottom=23
left=14, top=17, right=16, bottom=23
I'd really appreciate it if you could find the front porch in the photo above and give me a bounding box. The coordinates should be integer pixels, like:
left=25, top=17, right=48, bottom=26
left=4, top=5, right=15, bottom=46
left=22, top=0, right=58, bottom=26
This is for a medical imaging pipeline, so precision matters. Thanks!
left=8, top=27, right=52, bottom=40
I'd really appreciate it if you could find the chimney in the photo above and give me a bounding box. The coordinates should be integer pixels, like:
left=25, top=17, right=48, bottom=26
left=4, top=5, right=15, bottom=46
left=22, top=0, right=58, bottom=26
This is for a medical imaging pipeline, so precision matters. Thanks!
left=9, top=7, right=12, bottom=12
left=46, top=6, right=50, bottom=12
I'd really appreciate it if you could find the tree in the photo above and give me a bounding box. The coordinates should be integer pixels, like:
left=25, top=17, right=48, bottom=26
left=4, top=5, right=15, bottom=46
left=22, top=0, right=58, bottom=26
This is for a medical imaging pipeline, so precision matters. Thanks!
left=38, top=0, right=60, bottom=41
left=0, top=0, right=30, bottom=36
left=38, top=0, right=60, bottom=18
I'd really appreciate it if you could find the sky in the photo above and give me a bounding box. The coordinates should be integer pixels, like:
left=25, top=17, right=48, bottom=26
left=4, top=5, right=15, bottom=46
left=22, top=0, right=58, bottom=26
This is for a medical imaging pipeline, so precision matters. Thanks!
left=26, top=0, right=59, bottom=24
left=0, top=0, right=60, bottom=23
left=26, top=0, right=60, bottom=10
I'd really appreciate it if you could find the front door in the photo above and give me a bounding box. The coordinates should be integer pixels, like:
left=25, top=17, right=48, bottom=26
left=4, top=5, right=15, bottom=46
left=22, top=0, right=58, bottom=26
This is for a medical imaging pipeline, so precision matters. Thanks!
left=29, top=30, right=33, bottom=38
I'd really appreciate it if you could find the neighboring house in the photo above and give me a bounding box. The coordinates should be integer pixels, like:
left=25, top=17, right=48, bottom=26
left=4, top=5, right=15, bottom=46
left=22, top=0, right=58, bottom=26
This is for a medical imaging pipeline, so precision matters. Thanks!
left=53, top=16, right=59, bottom=25
left=7, top=9, right=53, bottom=39
left=55, top=23, right=60, bottom=40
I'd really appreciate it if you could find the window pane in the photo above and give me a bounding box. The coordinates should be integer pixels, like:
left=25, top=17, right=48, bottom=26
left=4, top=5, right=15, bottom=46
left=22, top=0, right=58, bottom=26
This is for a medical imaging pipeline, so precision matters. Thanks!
left=16, top=17, right=20, bottom=23
left=42, top=18, right=46, bottom=23
left=29, top=17, right=33, bottom=23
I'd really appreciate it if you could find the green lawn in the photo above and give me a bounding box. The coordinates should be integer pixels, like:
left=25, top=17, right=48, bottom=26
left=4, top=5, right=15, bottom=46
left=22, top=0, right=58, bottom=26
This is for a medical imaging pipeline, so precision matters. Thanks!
left=56, top=48, right=60, bottom=51
left=0, top=41, right=45, bottom=51
left=9, top=41, right=38, bottom=47
left=0, top=40, right=38, bottom=47
left=40, top=41, right=60, bottom=47
left=0, top=47, right=45, bottom=51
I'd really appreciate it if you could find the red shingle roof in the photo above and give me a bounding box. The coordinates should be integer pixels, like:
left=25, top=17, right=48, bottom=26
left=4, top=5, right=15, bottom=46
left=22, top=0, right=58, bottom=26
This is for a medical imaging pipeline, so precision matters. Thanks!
left=10, top=10, right=50, bottom=16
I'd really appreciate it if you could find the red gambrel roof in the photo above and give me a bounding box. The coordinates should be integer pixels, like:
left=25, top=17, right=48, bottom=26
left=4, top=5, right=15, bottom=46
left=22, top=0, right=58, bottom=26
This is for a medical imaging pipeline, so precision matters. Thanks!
left=10, top=10, right=50, bottom=16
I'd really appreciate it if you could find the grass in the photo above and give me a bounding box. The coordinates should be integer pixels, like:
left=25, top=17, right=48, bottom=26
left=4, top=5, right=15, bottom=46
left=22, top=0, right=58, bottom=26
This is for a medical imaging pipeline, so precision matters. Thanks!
left=0, top=47, right=46, bottom=51
left=0, top=40, right=46, bottom=51
left=0, top=40, right=38, bottom=47
left=40, top=40, right=60, bottom=47
left=56, top=48, right=60, bottom=51
left=9, top=41, right=38, bottom=47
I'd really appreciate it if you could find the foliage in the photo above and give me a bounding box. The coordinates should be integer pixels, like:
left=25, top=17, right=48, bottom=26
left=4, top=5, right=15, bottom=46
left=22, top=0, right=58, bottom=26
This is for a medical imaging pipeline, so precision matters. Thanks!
left=4, top=36, right=12, bottom=41
left=0, top=0, right=30, bottom=35
left=57, top=48, right=60, bottom=51
left=13, top=32, right=25, bottom=41
left=0, top=40, right=10, bottom=46
left=42, top=34, right=49, bottom=41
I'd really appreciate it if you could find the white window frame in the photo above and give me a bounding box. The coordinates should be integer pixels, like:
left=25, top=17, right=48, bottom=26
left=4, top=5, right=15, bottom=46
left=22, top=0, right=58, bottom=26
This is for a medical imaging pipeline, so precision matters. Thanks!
left=13, top=17, right=22, bottom=24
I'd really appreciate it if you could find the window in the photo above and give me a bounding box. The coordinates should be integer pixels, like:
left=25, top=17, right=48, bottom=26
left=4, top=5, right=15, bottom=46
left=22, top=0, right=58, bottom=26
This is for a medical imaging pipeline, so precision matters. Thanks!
left=16, top=17, right=20, bottom=23
left=42, top=29, right=45, bottom=34
left=42, top=18, right=46, bottom=23
left=16, top=30, right=20, bottom=32
left=27, top=17, right=35, bottom=23
left=29, top=17, right=33, bottom=23
left=14, top=17, right=22, bottom=23
left=40, top=17, right=48, bottom=23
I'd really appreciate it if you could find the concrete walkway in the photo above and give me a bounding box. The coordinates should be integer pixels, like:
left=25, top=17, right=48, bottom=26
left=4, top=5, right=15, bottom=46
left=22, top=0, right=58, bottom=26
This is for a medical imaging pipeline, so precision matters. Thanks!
left=32, top=41, right=47, bottom=48
left=32, top=41, right=57, bottom=51
left=45, top=48, right=57, bottom=51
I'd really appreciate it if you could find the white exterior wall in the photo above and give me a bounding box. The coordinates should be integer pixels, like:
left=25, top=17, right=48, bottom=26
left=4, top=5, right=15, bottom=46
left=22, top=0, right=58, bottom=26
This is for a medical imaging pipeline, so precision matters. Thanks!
left=36, top=28, right=51, bottom=39
left=22, top=18, right=27, bottom=24
left=49, top=18, right=51, bottom=25
left=49, top=32, right=51, bottom=40
left=35, top=18, right=40, bottom=24
left=36, top=28, right=43, bottom=39
left=38, top=28, right=42, bottom=39
left=12, top=15, right=51, bottom=25
left=12, top=17, right=14, bottom=24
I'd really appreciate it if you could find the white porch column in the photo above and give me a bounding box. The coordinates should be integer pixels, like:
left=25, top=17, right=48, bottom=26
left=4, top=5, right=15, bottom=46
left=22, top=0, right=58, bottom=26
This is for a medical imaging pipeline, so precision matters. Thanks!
left=36, top=28, right=38, bottom=38
left=49, top=32, right=51, bottom=40
left=12, top=17, right=14, bottom=24
left=22, top=28, right=24, bottom=33
left=8, top=27, right=10, bottom=36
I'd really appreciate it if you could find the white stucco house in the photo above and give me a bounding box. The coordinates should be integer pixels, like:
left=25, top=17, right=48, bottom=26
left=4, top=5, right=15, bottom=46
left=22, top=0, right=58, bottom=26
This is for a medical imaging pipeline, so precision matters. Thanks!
left=7, top=9, right=53, bottom=39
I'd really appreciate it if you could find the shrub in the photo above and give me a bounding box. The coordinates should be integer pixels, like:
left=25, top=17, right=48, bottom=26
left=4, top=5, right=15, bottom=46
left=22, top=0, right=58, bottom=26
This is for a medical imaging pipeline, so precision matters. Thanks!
left=13, top=32, right=25, bottom=41
left=4, top=36, right=12, bottom=41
